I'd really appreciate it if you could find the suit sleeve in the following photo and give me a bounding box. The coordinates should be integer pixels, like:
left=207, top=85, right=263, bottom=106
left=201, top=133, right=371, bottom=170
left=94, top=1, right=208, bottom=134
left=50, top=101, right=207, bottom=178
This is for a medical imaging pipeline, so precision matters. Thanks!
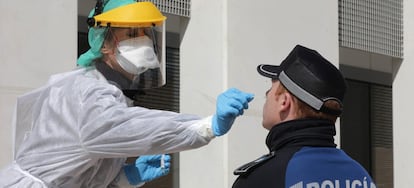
left=75, top=77, right=215, bottom=158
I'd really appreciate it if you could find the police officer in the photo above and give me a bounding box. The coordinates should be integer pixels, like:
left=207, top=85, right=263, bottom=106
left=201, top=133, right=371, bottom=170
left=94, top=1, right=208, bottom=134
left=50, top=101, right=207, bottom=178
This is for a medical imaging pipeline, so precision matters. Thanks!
left=232, top=45, right=376, bottom=188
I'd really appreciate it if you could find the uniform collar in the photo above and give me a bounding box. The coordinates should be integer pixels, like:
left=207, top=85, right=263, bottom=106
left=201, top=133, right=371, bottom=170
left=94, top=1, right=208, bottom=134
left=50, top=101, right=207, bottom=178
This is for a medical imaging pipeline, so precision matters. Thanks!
left=265, top=118, right=337, bottom=152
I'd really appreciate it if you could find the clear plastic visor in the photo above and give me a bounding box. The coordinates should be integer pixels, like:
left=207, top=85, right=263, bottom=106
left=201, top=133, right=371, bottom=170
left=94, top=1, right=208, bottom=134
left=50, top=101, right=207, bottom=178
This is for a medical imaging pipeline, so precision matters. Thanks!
left=105, top=24, right=166, bottom=90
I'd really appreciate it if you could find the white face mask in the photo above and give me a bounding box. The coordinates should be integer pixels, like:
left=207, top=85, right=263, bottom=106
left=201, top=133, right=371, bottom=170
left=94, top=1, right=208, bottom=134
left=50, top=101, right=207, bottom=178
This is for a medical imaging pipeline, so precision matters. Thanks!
left=115, top=35, right=160, bottom=75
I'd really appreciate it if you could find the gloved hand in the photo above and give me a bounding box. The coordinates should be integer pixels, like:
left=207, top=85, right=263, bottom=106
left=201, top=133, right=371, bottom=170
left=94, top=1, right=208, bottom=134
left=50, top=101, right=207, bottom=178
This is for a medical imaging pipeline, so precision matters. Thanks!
left=212, top=88, right=254, bottom=136
left=124, top=154, right=171, bottom=185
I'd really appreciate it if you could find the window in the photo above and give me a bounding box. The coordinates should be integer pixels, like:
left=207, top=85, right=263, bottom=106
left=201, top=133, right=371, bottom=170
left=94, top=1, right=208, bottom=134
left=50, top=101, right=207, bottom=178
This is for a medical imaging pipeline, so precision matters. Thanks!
left=340, top=78, right=393, bottom=188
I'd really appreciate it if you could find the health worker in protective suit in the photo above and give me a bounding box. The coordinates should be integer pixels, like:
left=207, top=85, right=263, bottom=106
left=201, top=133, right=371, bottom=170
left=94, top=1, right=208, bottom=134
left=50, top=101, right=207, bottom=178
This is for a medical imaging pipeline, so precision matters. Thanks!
left=0, top=1, right=254, bottom=187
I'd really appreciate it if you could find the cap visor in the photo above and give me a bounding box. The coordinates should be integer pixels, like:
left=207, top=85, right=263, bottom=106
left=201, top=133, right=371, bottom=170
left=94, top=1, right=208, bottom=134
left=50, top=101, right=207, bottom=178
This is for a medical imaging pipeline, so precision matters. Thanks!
left=257, top=64, right=281, bottom=79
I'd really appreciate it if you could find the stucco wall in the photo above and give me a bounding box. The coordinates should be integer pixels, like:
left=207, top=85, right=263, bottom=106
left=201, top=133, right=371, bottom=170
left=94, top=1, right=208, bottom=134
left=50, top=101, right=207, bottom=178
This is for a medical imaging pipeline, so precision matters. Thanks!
left=393, top=0, right=414, bottom=187
left=0, top=1, right=77, bottom=168
left=180, top=0, right=339, bottom=187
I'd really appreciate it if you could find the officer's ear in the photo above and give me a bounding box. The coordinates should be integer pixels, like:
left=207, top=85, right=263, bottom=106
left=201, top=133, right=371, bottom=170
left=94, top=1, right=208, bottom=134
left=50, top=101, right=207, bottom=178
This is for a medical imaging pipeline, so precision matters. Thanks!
left=278, top=91, right=293, bottom=112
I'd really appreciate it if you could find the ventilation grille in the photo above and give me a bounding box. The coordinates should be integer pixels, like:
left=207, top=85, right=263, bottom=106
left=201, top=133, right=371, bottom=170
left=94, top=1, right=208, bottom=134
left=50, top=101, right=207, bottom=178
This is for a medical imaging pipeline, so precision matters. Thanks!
left=339, top=0, right=403, bottom=58
left=370, top=84, right=393, bottom=188
left=134, top=47, right=180, bottom=112
left=371, top=85, right=393, bottom=148
left=137, top=0, right=191, bottom=17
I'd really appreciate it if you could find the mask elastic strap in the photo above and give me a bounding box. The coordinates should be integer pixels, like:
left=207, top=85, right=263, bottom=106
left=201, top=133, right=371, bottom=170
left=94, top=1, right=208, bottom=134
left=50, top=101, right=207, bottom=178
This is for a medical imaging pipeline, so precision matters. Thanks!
left=107, top=28, right=121, bottom=52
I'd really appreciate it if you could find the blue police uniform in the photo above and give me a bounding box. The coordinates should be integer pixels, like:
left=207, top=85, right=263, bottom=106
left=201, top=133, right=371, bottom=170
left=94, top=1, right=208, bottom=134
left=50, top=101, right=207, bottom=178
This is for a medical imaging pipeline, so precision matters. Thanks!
left=232, top=119, right=376, bottom=188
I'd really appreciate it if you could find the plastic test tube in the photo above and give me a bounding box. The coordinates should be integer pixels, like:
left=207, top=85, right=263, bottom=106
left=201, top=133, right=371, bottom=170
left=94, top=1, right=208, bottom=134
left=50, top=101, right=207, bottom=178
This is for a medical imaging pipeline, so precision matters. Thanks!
left=161, top=154, right=165, bottom=168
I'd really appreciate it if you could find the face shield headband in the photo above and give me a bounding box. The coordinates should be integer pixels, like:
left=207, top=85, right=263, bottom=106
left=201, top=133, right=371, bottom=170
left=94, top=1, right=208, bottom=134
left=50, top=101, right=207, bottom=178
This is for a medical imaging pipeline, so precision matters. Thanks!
left=87, top=0, right=105, bottom=28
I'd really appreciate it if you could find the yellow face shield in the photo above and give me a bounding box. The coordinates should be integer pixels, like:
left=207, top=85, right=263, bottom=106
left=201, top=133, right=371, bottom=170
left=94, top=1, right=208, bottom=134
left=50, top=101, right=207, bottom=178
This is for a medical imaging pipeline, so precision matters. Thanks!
left=89, top=2, right=166, bottom=28
left=88, top=1, right=168, bottom=92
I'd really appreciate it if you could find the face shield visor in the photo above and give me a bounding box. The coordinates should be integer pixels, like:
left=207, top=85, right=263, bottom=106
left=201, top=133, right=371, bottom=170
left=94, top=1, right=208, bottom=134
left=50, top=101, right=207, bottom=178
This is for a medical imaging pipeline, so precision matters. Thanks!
left=106, top=25, right=166, bottom=90
left=88, top=1, right=167, bottom=91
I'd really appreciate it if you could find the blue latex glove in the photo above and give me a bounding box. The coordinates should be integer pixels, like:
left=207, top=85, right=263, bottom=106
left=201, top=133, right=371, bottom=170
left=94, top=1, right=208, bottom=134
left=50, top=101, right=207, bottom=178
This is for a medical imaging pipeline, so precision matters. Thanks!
left=212, top=88, right=254, bottom=136
left=124, top=154, right=171, bottom=185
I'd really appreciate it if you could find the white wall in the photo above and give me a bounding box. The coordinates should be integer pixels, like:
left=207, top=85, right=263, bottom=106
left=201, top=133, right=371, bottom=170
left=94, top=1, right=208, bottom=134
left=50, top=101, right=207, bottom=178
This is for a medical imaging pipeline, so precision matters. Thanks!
left=179, top=0, right=228, bottom=186
left=0, top=1, right=77, bottom=168
left=180, top=0, right=339, bottom=187
left=393, top=1, right=414, bottom=187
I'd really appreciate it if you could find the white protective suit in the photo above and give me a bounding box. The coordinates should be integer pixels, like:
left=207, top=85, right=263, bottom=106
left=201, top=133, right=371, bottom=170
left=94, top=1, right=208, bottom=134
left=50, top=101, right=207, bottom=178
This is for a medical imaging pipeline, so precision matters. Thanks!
left=0, top=67, right=215, bottom=188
